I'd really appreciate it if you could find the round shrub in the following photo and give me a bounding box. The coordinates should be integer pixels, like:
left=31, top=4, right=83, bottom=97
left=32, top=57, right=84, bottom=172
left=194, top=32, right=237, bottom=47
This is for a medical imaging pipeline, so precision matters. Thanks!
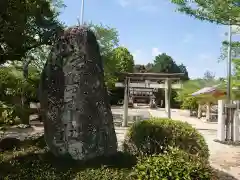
left=123, top=118, right=209, bottom=159
left=131, top=147, right=212, bottom=180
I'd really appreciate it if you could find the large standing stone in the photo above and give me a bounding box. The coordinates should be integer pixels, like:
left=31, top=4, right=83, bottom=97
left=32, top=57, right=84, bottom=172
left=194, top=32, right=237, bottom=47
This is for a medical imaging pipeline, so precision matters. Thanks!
left=39, top=26, right=118, bottom=160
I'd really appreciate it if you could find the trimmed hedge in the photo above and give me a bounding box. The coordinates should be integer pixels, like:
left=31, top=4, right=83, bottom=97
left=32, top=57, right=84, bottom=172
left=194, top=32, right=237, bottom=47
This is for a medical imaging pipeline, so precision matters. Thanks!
left=123, top=118, right=209, bottom=159
left=131, top=147, right=212, bottom=180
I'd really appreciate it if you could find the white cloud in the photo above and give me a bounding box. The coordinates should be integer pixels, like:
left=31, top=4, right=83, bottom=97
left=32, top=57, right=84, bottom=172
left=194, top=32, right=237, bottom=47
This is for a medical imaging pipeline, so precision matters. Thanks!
left=117, top=0, right=159, bottom=12
left=131, top=47, right=163, bottom=64
left=118, top=0, right=130, bottom=7
left=197, top=53, right=215, bottom=63
left=151, top=47, right=162, bottom=57
left=132, top=49, right=152, bottom=64
left=182, top=33, right=194, bottom=43
left=132, top=49, right=142, bottom=60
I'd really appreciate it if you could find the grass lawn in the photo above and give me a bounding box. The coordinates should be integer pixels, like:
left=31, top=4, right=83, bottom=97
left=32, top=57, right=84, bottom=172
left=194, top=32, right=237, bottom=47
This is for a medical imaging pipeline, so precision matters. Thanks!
left=0, top=136, right=136, bottom=180
left=0, top=135, right=237, bottom=180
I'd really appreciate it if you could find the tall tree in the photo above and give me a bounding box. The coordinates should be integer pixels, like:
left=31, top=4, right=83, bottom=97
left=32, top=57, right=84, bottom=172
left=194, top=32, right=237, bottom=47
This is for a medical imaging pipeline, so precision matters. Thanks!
left=151, top=53, right=189, bottom=79
left=21, top=45, right=51, bottom=75
left=151, top=53, right=180, bottom=73
left=178, top=63, right=189, bottom=80
left=112, top=46, right=134, bottom=73
left=171, top=0, right=240, bottom=25
left=150, top=53, right=189, bottom=108
left=134, top=64, right=146, bottom=73
left=88, top=23, right=119, bottom=89
left=203, top=70, right=215, bottom=81
left=219, top=40, right=240, bottom=62
left=219, top=35, right=240, bottom=89
left=89, top=23, right=119, bottom=56
left=145, top=63, right=154, bottom=72
left=0, top=0, right=64, bottom=64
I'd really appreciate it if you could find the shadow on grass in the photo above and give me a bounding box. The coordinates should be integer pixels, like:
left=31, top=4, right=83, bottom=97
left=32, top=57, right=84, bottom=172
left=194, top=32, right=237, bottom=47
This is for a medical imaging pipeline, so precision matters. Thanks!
left=0, top=135, right=45, bottom=152
left=0, top=136, right=136, bottom=179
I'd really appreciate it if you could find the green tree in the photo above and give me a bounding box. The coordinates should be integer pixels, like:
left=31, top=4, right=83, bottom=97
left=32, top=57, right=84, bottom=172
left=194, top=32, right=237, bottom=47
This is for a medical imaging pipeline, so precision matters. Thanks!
left=175, top=73, right=222, bottom=111
left=88, top=23, right=120, bottom=89
left=219, top=40, right=240, bottom=63
left=151, top=53, right=189, bottom=80
left=218, top=34, right=240, bottom=89
left=149, top=53, right=189, bottom=107
left=89, top=23, right=119, bottom=56
left=26, top=45, right=51, bottom=73
left=175, top=79, right=206, bottom=112
left=107, top=47, right=134, bottom=104
left=151, top=53, right=180, bottom=73
left=88, top=24, right=135, bottom=89
left=145, top=63, right=154, bottom=72
left=178, top=63, right=189, bottom=80
left=171, top=0, right=240, bottom=25
left=112, top=46, right=134, bottom=73
left=134, top=64, right=146, bottom=73
left=203, top=70, right=215, bottom=81
left=0, top=0, right=64, bottom=64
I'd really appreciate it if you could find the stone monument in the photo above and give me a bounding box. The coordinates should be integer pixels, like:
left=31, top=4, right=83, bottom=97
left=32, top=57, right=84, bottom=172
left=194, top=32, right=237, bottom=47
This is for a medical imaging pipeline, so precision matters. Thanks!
left=39, top=26, right=118, bottom=160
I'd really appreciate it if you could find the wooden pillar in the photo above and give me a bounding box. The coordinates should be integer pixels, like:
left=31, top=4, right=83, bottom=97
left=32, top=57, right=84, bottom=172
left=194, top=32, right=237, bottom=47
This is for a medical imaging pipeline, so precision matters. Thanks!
left=197, top=104, right=202, bottom=119
left=165, top=79, right=171, bottom=119
left=206, top=102, right=210, bottom=121
left=149, top=96, right=152, bottom=106
left=122, top=78, right=129, bottom=127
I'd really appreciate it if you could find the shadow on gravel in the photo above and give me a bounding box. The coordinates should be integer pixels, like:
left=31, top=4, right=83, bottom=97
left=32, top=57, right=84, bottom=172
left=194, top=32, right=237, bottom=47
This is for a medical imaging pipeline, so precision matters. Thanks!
left=197, top=128, right=217, bottom=131
left=213, top=168, right=239, bottom=180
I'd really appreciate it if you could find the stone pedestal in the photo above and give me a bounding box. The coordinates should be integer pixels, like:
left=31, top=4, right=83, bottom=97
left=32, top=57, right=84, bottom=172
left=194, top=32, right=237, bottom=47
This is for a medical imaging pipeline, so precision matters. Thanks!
left=233, top=110, right=240, bottom=141
left=217, top=100, right=225, bottom=141
left=39, top=26, right=117, bottom=160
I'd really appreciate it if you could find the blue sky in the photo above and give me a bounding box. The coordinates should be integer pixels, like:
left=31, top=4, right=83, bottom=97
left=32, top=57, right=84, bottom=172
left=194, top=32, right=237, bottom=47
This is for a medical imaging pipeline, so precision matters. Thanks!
left=59, top=0, right=231, bottom=78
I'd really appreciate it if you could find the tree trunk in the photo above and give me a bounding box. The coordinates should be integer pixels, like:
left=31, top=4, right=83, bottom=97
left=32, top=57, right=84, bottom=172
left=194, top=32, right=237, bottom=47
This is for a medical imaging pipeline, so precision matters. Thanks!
left=39, top=26, right=117, bottom=160
left=20, top=90, right=30, bottom=125
left=21, top=62, right=30, bottom=125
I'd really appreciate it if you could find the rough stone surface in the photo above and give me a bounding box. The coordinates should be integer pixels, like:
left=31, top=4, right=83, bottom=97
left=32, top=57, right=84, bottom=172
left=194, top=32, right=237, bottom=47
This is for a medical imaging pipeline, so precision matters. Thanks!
left=38, top=26, right=118, bottom=160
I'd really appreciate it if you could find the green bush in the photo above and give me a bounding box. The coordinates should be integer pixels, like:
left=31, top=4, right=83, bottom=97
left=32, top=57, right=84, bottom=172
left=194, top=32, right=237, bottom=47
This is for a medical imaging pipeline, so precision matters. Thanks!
left=0, top=102, right=29, bottom=125
left=0, top=66, right=40, bottom=125
left=123, top=118, right=209, bottom=159
left=181, top=96, right=198, bottom=111
left=131, top=147, right=212, bottom=180
left=0, top=138, right=134, bottom=180
left=0, top=66, right=40, bottom=104
left=0, top=102, right=20, bottom=125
